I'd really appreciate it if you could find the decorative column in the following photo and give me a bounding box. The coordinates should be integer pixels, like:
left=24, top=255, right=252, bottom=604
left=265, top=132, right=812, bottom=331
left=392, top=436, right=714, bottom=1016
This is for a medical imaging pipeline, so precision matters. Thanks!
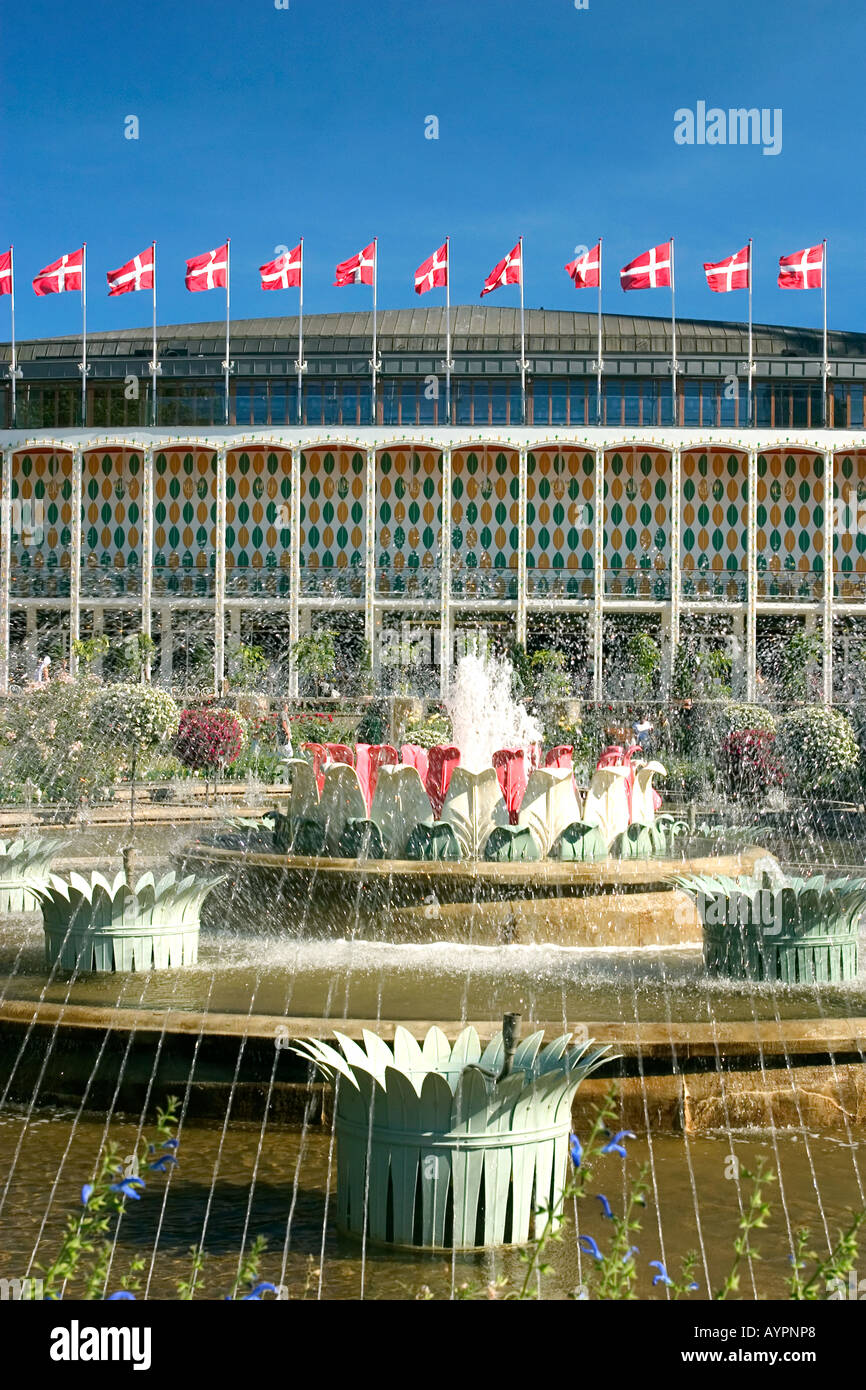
left=592, top=444, right=604, bottom=701
left=516, top=444, right=528, bottom=646
left=140, top=445, right=154, bottom=681
left=668, top=445, right=681, bottom=695
left=823, top=447, right=834, bottom=705
left=289, top=444, right=301, bottom=699
left=68, top=445, right=83, bottom=678
left=213, top=445, right=227, bottom=695
left=0, top=447, right=11, bottom=694
left=159, top=606, right=172, bottom=683
left=439, top=444, right=452, bottom=698
left=746, top=446, right=758, bottom=702
left=365, top=444, right=377, bottom=673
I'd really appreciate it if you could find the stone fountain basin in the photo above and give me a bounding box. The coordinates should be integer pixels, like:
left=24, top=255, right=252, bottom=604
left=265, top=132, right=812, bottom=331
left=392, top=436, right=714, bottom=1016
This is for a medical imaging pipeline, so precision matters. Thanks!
left=180, top=844, right=777, bottom=948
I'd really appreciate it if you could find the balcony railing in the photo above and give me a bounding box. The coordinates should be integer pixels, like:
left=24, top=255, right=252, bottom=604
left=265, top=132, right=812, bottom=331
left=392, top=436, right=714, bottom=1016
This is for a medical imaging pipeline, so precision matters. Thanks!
left=526, top=569, right=593, bottom=600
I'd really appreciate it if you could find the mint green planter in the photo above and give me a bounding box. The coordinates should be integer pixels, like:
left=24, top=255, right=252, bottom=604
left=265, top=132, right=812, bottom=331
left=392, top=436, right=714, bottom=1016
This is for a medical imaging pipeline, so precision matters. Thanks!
left=0, top=836, right=67, bottom=913
left=673, top=872, right=866, bottom=984
left=293, top=1025, right=613, bottom=1250
left=38, top=870, right=222, bottom=973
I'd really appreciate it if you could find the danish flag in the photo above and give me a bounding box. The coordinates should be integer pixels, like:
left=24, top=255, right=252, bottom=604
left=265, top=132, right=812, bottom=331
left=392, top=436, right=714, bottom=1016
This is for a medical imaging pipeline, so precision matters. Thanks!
left=107, top=246, right=154, bottom=296
left=481, top=241, right=522, bottom=297
left=620, top=242, right=672, bottom=291
left=33, top=247, right=84, bottom=296
left=0, top=249, right=11, bottom=297
left=415, top=241, right=448, bottom=294
left=185, top=243, right=228, bottom=292
left=334, top=241, right=375, bottom=286
left=703, top=245, right=750, bottom=292
left=260, top=243, right=302, bottom=290
left=778, top=244, right=824, bottom=289
left=565, top=242, right=601, bottom=288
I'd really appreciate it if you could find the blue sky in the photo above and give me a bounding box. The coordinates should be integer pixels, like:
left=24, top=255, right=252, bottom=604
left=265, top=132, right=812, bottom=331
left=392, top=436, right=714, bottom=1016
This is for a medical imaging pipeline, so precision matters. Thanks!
left=2, top=0, right=863, bottom=340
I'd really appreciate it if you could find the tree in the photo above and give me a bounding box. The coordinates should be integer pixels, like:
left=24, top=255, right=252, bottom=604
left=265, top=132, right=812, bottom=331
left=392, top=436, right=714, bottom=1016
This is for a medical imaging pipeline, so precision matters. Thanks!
left=174, top=707, right=243, bottom=803
left=626, top=632, right=661, bottom=697
left=290, top=630, right=337, bottom=696
left=96, top=684, right=179, bottom=828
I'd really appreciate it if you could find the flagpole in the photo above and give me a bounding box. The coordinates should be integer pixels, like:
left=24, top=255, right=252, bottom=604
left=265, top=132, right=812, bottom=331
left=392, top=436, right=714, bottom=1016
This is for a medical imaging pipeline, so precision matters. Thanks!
left=519, top=235, right=526, bottom=424
left=596, top=237, right=603, bottom=426
left=80, top=243, right=88, bottom=427
left=151, top=241, right=158, bottom=427
left=445, top=235, right=452, bottom=426
left=224, top=237, right=231, bottom=426
left=297, top=237, right=305, bottom=425
left=371, top=237, right=378, bottom=425
left=747, top=237, right=753, bottom=429
left=822, top=238, right=829, bottom=428
left=670, top=236, right=677, bottom=426
left=9, top=245, right=17, bottom=429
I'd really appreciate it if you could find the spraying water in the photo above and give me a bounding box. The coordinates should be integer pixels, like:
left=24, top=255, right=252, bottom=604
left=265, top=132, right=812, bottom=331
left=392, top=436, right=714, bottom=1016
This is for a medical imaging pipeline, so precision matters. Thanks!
left=445, top=650, right=543, bottom=773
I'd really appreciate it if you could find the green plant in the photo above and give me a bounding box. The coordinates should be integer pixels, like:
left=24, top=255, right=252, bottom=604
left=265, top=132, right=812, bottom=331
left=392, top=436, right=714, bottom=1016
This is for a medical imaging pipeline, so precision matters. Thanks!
left=778, top=629, right=822, bottom=702
left=777, top=705, right=860, bottom=797
left=530, top=647, right=571, bottom=701
left=402, top=708, right=453, bottom=749
left=721, top=702, right=778, bottom=736
left=71, top=634, right=110, bottom=669
left=228, top=642, right=269, bottom=691
left=291, top=630, right=337, bottom=695
left=114, top=632, right=156, bottom=682
left=626, top=632, right=661, bottom=696
left=95, top=684, right=179, bottom=826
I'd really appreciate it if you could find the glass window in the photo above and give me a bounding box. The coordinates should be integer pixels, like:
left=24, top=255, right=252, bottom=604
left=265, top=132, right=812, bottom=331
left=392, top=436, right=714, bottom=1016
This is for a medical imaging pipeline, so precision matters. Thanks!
left=381, top=379, right=400, bottom=425
left=604, top=380, right=622, bottom=427
left=455, top=381, right=472, bottom=424
left=623, top=380, right=640, bottom=426
left=550, top=380, right=567, bottom=425
left=252, top=383, right=268, bottom=425
left=490, top=381, right=508, bottom=424
left=304, top=380, right=322, bottom=425
left=682, top=380, right=701, bottom=426
left=234, top=383, right=252, bottom=424
left=417, top=378, right=436, bottom=424
left=270, top=381, right=289, bottom=425
left=473, top=381, right=489, bottom=425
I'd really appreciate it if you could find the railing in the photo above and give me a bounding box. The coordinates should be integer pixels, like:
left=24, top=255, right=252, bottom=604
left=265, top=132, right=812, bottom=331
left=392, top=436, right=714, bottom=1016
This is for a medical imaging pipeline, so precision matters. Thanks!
left=152, top=568, right=215, bottom=598
left=226, top=568, right=292, bottom=598
left=603, top=567, right=671, bottom=600
left=450, top=566, right=518, bottom=600
left=526, top=569, right=593, bottom=600
left=375, top=567, right=440, bottom=599
left=299, top=566, right=365, bottom=599
left=682, top=569, right=748, bottom=602
left=756, top=569, right=825, bottom=601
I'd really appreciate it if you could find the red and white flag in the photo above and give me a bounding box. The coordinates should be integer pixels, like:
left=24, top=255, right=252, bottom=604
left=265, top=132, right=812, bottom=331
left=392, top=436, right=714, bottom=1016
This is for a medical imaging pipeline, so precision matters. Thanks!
left=415, top=242, right=448, bottom=294
left=565, top=242, right=600, bottom=288
left=186, top=243, right=228, bottom=292
left=33, top=247, right=84, bottom=296
left=704, top=245, right=750, bottom=293
left=334, top=241, right=375, bottom=286
left=621, top=242, right=672, bottom=291
left=107, top=246, right=154, bottom=296
left=778, top=244, right=823, bottom=289
left=261, top=243, right=302, bottom=290
left=0, top=249, right=11, bottom=297
left=480, top=241, right=522, bottom=297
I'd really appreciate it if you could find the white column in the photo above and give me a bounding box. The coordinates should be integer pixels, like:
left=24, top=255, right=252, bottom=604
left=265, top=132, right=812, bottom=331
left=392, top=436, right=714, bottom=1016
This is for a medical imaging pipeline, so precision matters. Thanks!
left=746, top=447, right=758, bottom=702
left=141, top=445, right=154, bottom=681
left=159, top=605, right=173, bottom=684
left=68, top=445, right=83, bottom=678
left=823, top=447, right=834, bottom=705
left=439, top=444, right=452, bottom=698
left=289, top=444, right=301, bottom=698
left=0, top=447, right=11, bottom=693
left=91, top=607, right=105, bottom=680
left=592, top=444, right=604, bottom=700
left=214, top=445, right=227, bottom=695
left=516, top=444, right=528, bottom=646
left=669, top=446, right=681, bottom=694
left=365, top=444, right=377, bottom=672
left=731, top=610, right=746, bottom=697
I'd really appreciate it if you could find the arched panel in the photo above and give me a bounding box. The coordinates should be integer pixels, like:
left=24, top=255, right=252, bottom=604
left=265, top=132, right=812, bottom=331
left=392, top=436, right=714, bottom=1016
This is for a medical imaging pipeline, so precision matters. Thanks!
left=153, top=448, right=217, bottom=599
left=526, top=448, right=594, bottom=599
left=10, top=450, right=74, bottom=599
left=681, top=450, right=748, bottom=601
left=226, top=448, right=292, bottom=597
left=603, top=449, right=671, bottom=598
left=834, top=450, right=866, bottom=601
left=299, top=448, right=365, bottom=598
left=450, top=447, right=518, bottom=600
left=755, top=450, right=824, bottom=599
left=375, top=448, right=442, bottom=598
left=81, top=449, right=144, bottom=599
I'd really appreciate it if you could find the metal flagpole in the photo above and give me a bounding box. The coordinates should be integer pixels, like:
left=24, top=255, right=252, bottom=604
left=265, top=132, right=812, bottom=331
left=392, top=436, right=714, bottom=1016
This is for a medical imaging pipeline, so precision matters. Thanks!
left=371, top=238, right=378, bottom=425
left=822, top=238, right=829, bottom=428
left=519, top=235, right=527, bottom=424
left=8, top=245, right=17, bottom=428
left=670, top=236, right=677, bottom=426
left=151, top=241, right=158, bottom=427
left=445, top=235, right=452, bottom=426
left=596, top=237, right=603, bottom=426
left=747, top=237, right=753, bottom=429
left=224, top=237, right=231, bottom=426
left=297, top=237, right=305, bottom=425
left=80, top=243, right=88, bottom=427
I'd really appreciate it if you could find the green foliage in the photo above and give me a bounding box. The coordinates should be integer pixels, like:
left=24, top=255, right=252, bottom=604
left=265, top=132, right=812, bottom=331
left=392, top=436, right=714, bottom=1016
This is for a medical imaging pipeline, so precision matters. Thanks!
left=95, top=684, right=179, bottom=757
left=228, top=642, right=269, bottom=691
left=507, top=641, right=533, bottom=699
left=402, top=707, right=453, bottom=749
left=291, top=630, right=337, bottom=691
left=355, top=702, right=390, bottom=745
left=777, top=705, right=860, bottom=796
left=114, top=632, right=156, bottom=681
left=662, top=754, right=716, bottom=800
left=530, top=647, right=571, bottom=701
left=777, top=629, right=822, bottom=701
left=0, top=683, right=124, bottom=804
left=721, top=702, right=778, bottom=736
left=71, top=634, right=110, bottom=667
left=626, top=632, right=661, bottom=695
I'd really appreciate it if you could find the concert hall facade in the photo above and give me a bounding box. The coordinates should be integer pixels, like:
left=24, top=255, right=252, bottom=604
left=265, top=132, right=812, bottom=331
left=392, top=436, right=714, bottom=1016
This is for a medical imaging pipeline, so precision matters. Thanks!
left=2, top=305, right=866, bottom=699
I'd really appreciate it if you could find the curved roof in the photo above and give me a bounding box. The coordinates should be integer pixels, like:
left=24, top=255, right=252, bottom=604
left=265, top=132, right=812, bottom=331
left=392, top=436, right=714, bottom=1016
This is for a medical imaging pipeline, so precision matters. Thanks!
left=5, top=306, right=865, bottom=361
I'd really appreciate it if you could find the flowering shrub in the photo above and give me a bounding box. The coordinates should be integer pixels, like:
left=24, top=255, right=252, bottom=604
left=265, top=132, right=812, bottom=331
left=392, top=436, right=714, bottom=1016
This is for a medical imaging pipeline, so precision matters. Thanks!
left=95, top=684, right=179, bottom=758
left=0, top=684, right=123, bottom=804
left=720, top=729, right=785, bottom=800
left=720, top=703, right=778, bottom=737
left=777, top=706, right=860, bottom=797
left=174, top=707, right=243, bottom=773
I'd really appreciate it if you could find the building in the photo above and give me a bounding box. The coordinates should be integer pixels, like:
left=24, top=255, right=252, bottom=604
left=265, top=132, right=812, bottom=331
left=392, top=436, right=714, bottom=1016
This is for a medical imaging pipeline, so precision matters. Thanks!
left=2, top=306, right=866, bottom=699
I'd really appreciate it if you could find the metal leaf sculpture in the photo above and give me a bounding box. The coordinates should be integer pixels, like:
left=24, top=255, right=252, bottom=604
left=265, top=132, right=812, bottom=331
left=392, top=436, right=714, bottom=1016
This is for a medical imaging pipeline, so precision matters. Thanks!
left=37, top=869, right=225, bottom=973
left=293, top=1024, right=616, bottom=1249
left=0, top=836, right=69, bottom=913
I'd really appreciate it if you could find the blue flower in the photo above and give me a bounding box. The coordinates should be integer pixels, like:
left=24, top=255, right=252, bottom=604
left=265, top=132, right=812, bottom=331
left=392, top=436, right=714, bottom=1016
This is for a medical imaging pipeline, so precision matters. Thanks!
left=109, top=1178, right=145, bottom=1200
left=107, top=1291, right=136, bottom=1300
left=578, top=1235, right=603, bottom=1261
left=569, top=1133, right=583, bottom=1168
left=242, top=1282, right=278, bottom=1300
left=80, top=1183, right=94, bottom=1207
left=624, top=1246, right=640, bottom=1260
left=649, top=1260, right=674, bottom=1287
left=148, top=1155, right=178, bottom=1172
left=596, top=1194, right=614, bottom=1220
left=161, top=1138, right=180, bottom=1151
left=601, top=1130, right=636, bottom=1158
